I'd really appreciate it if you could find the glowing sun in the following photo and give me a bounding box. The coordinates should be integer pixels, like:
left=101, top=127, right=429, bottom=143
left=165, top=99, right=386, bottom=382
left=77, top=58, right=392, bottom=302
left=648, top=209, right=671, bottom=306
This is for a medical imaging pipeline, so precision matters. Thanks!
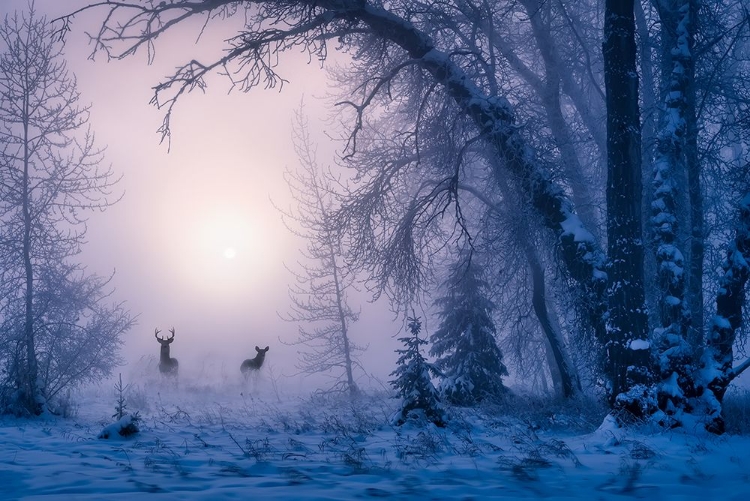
left=161, top=202, right=284, bottom=299
left=223, top=247, right=237, bottom=259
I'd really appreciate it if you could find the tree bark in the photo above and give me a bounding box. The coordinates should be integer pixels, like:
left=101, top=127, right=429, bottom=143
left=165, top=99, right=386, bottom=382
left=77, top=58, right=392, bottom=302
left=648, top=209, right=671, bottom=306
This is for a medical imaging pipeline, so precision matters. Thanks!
left=328, top=243, right=359, bottom=396
left=22, top=67, right=41, bottom=415
left=602, top=0, right=651, bottom=413
left=699, top=193, right=750, bottom=433
left=526, top=244, right=579, bottom=398
left=684, top=0, right=703, bottom=348
left=650, top=0, right=696, bottom=424
left=635, top=1, right=660, bottom=328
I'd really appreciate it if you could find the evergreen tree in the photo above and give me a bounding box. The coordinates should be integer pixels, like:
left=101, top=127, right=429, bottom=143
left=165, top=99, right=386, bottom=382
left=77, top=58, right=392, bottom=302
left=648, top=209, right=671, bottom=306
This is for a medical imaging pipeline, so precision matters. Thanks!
left=430, top=253, right=508, bottom=405
left=390, top=316, right=446, bottom=427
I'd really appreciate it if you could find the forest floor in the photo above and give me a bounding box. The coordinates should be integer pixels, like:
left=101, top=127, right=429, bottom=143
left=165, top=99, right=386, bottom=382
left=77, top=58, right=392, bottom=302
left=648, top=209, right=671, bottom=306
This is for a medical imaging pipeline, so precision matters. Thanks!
left=2, top=364, right=750, bottom=500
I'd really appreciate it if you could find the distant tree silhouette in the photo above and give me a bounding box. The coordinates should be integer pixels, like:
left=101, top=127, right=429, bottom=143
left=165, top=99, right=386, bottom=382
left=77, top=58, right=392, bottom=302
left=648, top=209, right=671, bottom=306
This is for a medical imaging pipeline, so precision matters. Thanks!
left=278, top=110, right=364, bottom=396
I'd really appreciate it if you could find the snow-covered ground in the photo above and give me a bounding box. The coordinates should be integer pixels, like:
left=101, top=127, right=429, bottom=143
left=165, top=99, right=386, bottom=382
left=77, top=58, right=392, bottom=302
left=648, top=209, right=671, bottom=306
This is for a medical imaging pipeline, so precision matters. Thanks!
left=3, top=365, right=750, bottom=500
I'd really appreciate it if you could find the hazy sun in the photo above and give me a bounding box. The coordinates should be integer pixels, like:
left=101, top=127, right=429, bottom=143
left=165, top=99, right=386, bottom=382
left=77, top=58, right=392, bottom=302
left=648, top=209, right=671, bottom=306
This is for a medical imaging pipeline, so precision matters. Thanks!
left=223, top=247, right=237, bottom=259
left=160, top=202, right=288, bottom=299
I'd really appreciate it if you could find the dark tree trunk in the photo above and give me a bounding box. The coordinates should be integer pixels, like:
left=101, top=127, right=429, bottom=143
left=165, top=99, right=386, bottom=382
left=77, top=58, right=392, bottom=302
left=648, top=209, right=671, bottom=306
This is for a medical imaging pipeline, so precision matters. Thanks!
left=602, top=0, right=651, bottom=413
left=635, top=1, right=660, bottom=327
left=686, top=125, right=703, bottom=345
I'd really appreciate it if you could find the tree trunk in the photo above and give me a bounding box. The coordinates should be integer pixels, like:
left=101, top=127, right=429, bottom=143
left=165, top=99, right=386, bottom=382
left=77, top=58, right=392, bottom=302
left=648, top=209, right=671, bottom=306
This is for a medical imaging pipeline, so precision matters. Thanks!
left=22, top=86, right=41, bottom=415
left=635, top=1, right=660, bottom=329
left=329, top=246, right=359, bottom=396
left=602, top=0, right=651, bottom=414
left=698, top=193, right=750, bottom=433
left=459, top=183, right=579, bottom=399
left=650, top=0, right=696, bottom=424
left=684, top=0, right=703, bottom=349
left=526, top=244, right=579, bottom=398
left=317, top=175, right=359, bottom=396
left=521, top=0, right=602, bottom=235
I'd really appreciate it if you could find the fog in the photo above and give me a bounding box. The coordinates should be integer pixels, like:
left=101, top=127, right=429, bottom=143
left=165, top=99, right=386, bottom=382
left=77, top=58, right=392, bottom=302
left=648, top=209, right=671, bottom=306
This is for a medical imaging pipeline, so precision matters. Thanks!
left=1, top=0, right=401, bottom=390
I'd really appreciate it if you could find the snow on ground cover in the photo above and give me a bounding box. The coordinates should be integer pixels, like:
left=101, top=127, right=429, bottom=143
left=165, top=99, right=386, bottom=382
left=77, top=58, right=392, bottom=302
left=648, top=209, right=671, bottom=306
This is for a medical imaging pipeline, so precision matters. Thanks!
left=2, top=367, right=750, bottom=500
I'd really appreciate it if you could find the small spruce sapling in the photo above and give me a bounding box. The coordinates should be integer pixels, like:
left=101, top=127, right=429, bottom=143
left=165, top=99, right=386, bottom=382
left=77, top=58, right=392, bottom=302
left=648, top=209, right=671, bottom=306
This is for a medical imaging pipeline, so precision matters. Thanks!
left=113, top=373, right=129, bottom=420
left=390, top=316, right=446, bottom=427
left=98, top=374, right=139, bottom=439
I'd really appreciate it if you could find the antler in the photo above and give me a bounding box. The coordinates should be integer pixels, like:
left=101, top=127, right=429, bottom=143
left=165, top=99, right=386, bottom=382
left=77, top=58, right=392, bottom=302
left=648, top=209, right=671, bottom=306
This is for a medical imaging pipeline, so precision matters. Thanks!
left=155, top=328, right=161, bottom=339
left=168, top=327, right=175, bottom=340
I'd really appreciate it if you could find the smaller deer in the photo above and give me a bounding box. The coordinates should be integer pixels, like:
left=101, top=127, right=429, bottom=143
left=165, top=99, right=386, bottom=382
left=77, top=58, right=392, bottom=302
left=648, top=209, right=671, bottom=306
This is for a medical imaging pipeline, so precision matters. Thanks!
left=241, top=346, right=269, bottom=377
left=155, top=327, right=179, bottom=376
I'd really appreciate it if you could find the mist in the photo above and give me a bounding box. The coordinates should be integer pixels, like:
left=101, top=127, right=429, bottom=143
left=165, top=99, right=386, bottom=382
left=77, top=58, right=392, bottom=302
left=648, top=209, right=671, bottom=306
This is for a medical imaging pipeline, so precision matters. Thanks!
left=0, top=0, right=401, bottom=392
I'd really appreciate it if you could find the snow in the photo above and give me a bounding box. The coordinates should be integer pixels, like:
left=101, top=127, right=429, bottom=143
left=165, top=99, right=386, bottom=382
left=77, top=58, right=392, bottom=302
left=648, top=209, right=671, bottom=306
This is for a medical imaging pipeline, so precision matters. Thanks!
left=97, top=413, right=140, bottom=440
left=559, top=211, right=607, bottom=282
left=629, top=339, right=651, bottom=350
left=661, top=372, right=682, bottom=397
left=665, top=295, right=682, bottom=306
left=713, top=315, right=732, bottom=330
left=674, top=4, right=692, bottom=59
left=660, top=259, right=685, bottom=277
left=560, top=212, right=595, bottom=244
left=699, top=347, right=724, bottom=385
left=593, top=268, right=607, bottom=281
left=730, top=245, right=749, bottom=270
left=652, top=210, right=677, bottom=226
left=2, top=375, right=750, bottom=500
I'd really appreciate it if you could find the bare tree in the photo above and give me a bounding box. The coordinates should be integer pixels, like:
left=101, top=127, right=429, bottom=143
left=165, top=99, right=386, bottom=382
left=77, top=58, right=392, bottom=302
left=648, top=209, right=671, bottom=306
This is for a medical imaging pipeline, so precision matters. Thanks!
left=0, top=5, right=129, bottom=415
left=278, top=110, right=364, bottom=396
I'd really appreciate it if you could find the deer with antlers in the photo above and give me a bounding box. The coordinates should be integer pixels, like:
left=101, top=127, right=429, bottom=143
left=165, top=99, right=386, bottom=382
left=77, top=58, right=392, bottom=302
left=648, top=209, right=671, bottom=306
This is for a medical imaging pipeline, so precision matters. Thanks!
left=155, top=328, right=179, bottom=376
left=241, top=346, right=269, bottom=378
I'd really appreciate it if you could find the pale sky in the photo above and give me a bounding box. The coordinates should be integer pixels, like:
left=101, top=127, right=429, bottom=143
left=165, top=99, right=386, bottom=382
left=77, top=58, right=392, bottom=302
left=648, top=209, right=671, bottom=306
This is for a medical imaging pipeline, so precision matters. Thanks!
left=1, top=0, right=401, bottom=390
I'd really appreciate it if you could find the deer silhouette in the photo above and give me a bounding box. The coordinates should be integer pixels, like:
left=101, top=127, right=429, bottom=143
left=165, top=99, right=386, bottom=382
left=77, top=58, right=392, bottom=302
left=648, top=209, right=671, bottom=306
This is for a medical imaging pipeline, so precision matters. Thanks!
left=155, top=327, right=179, bottom=376
left=241, top=346, right=269, bottom=377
